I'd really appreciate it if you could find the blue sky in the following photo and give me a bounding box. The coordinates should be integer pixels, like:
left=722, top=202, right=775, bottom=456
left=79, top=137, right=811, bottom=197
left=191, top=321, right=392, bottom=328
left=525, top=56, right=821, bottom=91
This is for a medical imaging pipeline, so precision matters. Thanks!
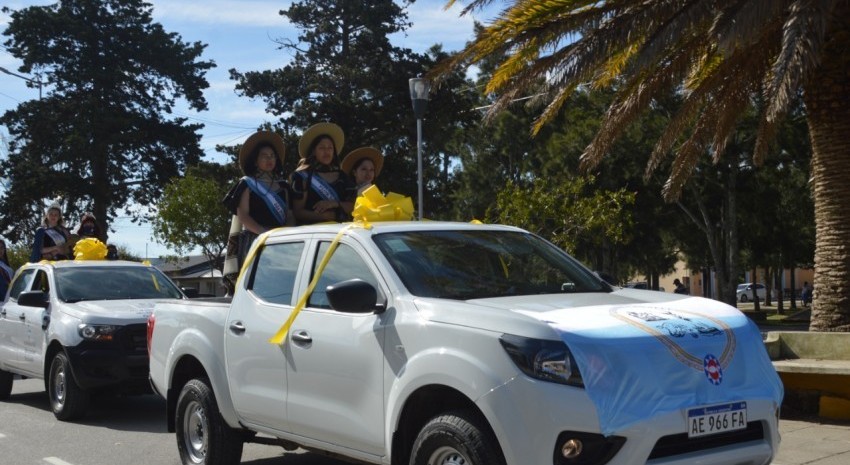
left=0, top=1, right=494, bottom=258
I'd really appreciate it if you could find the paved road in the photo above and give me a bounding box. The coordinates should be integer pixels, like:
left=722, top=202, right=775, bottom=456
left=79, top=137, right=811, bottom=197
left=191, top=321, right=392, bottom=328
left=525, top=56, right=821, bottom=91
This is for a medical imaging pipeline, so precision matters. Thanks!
left=5, top=377, right=846, bottom=465
left=0, top=378, right=347, bottom=465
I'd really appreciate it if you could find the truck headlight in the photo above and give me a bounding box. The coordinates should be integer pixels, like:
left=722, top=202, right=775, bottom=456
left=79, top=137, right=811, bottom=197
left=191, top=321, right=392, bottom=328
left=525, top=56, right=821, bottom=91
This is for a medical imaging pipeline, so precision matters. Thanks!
left=78, top=324, right=117, bottom=341
left=499, top=334, right=584, bottom=387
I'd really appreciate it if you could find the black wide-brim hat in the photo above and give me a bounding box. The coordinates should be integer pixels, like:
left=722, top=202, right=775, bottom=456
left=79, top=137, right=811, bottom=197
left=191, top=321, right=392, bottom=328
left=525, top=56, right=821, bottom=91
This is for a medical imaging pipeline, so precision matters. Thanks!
left=238, top=131, right=287, bottom=175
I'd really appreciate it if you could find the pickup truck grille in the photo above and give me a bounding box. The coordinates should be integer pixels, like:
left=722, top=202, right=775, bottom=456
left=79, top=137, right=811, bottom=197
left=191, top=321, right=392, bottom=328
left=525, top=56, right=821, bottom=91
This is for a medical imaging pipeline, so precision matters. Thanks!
left=648, top=421, right=765, bottom=459
left=118, top=324, right=148, bottom=353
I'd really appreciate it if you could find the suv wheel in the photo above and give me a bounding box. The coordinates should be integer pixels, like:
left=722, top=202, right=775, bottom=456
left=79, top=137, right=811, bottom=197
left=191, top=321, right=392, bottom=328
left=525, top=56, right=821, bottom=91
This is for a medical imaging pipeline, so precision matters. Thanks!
left=176, top=378, right=244, bottom=465
left=0, top=369, right=13, bottom=400
left=740, top=294, right=749, bottom=303
left=409, top=410, right=505, bottom=465
left=48, top=352, right=89, bottom=421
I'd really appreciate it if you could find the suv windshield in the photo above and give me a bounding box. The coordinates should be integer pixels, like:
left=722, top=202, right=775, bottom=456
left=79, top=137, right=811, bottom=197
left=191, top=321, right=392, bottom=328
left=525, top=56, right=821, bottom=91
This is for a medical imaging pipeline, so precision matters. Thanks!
left=54, top=266, right=184, bottom=302
left=373, top=230, right=609, bottom=299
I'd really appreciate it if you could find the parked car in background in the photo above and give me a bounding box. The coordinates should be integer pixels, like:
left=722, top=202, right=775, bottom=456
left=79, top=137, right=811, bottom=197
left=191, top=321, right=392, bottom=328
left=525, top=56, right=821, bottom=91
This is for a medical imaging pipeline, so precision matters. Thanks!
left=736, top=283, right=767, bottom=302
left=0, top=260, right=186, bottom=421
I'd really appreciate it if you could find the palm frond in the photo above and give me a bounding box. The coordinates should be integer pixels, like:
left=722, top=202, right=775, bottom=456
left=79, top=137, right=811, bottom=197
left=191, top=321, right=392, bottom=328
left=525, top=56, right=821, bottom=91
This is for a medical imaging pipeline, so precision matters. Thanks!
left=592, top=43, right=640, bottom=89
left=629, top=0, right=716, bottom=73
left=764, top=0, right=835, bottom=124
left=662, top=117, right=714, bottom=200
left=711, top=0, right=790, bottom=54
left=581, top=39, right=700, bottom=172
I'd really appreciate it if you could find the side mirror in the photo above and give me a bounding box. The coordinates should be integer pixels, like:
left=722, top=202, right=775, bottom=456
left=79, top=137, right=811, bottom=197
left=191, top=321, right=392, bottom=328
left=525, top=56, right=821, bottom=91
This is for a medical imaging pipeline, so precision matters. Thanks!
left=18, top=290, right=49, bottom=308
left=181, top=287, right=200, bottom=298
left=327, top=279, right=383, bottom=314
left=595, top=271, right=618, bottom=286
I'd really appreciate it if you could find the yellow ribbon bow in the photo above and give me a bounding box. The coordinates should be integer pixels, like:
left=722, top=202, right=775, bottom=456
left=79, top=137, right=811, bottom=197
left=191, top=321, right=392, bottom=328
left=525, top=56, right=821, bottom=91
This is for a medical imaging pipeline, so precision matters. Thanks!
left=73, top=237, right=108, bottom=260
left=352, top=185, right=414, bottom=225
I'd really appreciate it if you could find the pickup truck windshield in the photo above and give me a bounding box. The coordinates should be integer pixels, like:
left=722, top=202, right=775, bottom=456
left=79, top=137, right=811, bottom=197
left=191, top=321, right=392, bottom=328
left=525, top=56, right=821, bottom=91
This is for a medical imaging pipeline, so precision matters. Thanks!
left=373, top=230, right=609, bottom=299
left=54, top=266, right=184, bottom=302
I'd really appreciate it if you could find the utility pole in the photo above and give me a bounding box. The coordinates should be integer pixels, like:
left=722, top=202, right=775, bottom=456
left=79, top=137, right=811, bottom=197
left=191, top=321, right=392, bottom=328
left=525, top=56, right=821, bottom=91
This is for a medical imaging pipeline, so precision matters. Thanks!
left=0, top=66, right=43, bottom=99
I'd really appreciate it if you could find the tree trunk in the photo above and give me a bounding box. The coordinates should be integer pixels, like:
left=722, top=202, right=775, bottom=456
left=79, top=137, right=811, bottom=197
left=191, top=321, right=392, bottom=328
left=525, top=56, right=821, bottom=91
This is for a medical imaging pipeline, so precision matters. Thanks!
left=804, top=7, right=850, bottom=331
left=752, top=267, right=761, bottom=311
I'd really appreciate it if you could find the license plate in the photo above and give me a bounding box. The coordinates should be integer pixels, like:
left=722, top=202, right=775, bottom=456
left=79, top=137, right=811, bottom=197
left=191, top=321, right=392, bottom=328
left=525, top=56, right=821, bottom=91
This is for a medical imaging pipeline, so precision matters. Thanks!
left=687, top=402, right=747, bottom=438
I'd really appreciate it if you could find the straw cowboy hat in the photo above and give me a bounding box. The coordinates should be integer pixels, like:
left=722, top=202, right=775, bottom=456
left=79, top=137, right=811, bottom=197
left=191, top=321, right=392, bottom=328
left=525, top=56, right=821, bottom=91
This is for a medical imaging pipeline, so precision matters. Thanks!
left=238, top=131, right=286, bottom=175
left=298, top=122, right=345, bottom=159
left=341, top=147, right=383, bottom=177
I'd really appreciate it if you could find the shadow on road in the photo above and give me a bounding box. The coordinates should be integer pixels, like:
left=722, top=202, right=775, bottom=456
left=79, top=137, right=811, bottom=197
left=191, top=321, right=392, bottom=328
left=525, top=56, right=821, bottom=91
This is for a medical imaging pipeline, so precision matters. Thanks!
left=7, top=378, right=167, bottom=433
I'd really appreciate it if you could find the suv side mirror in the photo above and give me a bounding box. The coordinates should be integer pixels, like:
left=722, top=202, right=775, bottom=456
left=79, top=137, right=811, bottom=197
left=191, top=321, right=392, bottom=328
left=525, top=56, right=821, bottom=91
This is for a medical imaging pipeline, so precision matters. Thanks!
left=327, top=279, right=383, bottom=314
left=18, top=290, right=49, bottom=308
left=181, top=287, right=200, bottom=298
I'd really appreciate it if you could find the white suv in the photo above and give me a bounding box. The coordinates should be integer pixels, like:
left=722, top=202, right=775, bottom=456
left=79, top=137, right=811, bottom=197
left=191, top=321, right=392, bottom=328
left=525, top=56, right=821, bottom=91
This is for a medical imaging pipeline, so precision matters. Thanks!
left=737, top=283, right=767, bottom=302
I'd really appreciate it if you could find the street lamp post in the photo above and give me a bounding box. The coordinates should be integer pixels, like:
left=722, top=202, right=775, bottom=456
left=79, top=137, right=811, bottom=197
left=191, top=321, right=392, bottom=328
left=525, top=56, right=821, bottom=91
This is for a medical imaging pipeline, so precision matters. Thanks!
left=409, top=77, right=430, bottom=221
left=0, top=66, right=43, bottom=99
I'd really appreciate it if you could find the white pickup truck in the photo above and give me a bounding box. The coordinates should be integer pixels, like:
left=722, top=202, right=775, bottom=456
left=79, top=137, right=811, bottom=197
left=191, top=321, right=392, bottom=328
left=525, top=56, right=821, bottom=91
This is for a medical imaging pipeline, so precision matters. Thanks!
left=148, top=221, right=783, bottom=465
left=0, top=260, right=185, bottom=420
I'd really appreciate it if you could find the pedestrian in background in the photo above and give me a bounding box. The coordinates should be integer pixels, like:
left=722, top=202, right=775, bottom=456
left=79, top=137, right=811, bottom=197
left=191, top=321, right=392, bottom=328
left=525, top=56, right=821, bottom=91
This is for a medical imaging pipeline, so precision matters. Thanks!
left=673, top=278, right=689, bottom=295
left=801, top=281, right=813, bottom=307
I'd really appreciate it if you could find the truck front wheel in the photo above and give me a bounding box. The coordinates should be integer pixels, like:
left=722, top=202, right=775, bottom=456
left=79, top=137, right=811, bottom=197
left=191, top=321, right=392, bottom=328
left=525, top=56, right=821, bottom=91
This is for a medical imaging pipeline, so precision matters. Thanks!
left=409, top=410, right=505, bottom=465
left=48, top=351, right=89, bottom=421
left=176, top=378, right=243, bottom=465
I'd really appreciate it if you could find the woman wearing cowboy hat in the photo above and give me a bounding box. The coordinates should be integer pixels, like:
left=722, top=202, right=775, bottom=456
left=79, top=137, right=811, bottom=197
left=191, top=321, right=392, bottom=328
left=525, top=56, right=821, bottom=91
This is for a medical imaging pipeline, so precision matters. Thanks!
left=341, top=146, right=383, bottom=196
left=222, top=130, right=295, bottom=279
left=290, top=122, right=355, bottom=224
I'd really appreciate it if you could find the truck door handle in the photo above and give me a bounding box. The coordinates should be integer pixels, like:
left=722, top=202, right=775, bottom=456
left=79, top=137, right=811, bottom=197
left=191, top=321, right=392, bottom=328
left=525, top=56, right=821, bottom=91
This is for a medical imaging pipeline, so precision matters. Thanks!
left=19, top=313, right=26, bottom=320
left=229, top=321, right=246, bottom=334
left=291, top=331, right=312, bottom=344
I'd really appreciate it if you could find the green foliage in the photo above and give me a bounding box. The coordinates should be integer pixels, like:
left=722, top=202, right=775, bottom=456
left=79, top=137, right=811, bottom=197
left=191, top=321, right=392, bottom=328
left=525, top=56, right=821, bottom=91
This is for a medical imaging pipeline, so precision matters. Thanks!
left=230, top=1, right=479, bottom=216
left=6, top=242, right=31, bottom=270
left=151, top=173, right=230, bottom=263
left=486, top=176, right=635, bottom=264
left=0, top=0, right=214, bottom=244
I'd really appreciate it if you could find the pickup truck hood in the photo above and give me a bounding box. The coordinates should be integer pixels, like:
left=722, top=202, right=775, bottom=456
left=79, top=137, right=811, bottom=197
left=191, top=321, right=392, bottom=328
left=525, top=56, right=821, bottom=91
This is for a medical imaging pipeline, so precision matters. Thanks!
left=413, top=288, right=783, bottom=436
left=414, top=288, right=685, bottom=337
left=59, top=299, right=163, bottom=324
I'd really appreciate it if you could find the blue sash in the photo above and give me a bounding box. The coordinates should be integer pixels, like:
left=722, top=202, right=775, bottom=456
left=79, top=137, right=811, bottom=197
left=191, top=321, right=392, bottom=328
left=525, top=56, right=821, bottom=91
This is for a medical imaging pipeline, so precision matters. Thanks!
left=243, top=177, right=287, bottom=226
left=296, top=171, right=340, bottom=201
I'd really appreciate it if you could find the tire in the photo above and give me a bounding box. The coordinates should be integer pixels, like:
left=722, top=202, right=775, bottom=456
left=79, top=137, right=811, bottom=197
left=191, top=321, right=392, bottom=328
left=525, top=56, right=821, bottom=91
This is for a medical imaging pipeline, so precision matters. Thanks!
left=175, top=378, right=244, bottom=465
left=0, top=369, right=13, bottom=400
left=48, top=352, right=89, bottom=421
left=740, top=294, right=748, bottom=303
left=409, top=410, right=505, bottom=465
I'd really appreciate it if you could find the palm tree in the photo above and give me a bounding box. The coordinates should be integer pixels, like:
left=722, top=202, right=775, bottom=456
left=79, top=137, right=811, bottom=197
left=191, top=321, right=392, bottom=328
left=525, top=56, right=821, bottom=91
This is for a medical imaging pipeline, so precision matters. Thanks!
left=437, top=0, right=849, bottom=331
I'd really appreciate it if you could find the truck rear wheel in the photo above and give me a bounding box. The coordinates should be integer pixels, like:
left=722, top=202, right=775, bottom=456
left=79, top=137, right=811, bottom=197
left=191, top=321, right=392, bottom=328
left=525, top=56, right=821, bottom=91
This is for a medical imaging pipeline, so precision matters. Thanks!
left=48, top=352, right=89, bottom=421
left=409, top=410, right=505, bottom=465
left=176, top=378, right=243, bottom=465
left=0, top=369, right=13, bottom=400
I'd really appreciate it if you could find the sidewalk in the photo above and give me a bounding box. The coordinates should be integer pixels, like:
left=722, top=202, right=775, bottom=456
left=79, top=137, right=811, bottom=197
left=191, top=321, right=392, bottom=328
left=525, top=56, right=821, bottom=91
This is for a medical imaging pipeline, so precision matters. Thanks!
left=775, top=416, right=850, bottom=465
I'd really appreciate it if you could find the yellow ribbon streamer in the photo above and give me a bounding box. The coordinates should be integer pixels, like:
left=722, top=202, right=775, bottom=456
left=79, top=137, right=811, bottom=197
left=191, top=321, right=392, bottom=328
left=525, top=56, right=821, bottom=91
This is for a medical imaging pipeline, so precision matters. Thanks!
left=266, top=188, right=414, bottom=346
left=268, top=223, right=360, bottom=345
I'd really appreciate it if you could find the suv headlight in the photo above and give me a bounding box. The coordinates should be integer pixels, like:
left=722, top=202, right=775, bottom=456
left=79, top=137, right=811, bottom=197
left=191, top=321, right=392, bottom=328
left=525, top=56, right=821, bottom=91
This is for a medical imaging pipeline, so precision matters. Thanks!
left=78, top=324, right=117, bottom=341
left=499, top=334, right=584, bottom=387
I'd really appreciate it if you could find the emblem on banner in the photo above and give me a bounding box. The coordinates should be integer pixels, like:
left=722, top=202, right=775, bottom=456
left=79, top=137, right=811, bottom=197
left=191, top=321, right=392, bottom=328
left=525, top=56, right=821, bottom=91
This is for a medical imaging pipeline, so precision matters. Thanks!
left=703, top=354, right=723, bottom=385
